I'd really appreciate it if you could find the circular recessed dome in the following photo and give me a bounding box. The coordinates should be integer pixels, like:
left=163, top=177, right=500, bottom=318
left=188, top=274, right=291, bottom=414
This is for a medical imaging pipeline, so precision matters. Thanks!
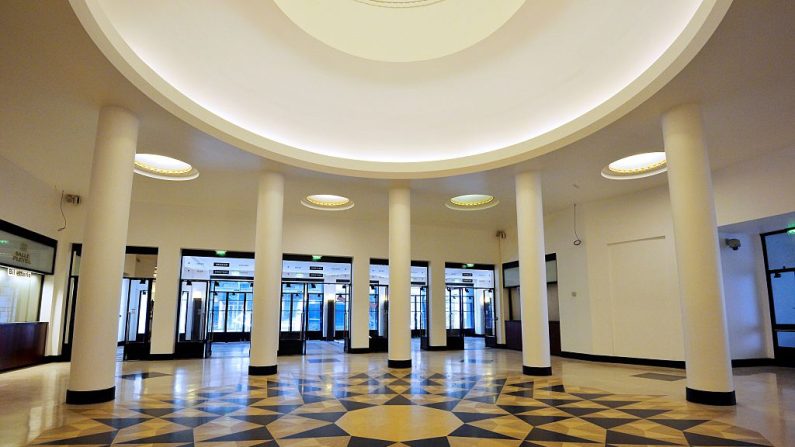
left=301, top=194, right=355, bottom=211
left=273, top=0, right=525, bottom=63
left=446, top=194, right=499, bottom=211
left=601, top=152, right=667, bottom=180
left=71, top=0, right=729, bottom=178
left=134, top=154, right=199, bottom=181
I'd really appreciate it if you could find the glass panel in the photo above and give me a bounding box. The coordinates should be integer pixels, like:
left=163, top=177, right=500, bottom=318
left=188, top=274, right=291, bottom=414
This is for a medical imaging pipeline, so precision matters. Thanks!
left=410, top=287, right=419, bottom=331
left=462, top=288, right=474, bottom=330
left=369, top=286, right=378, bottom=331
left=419, top=287, right=427, bottom=331
left=211, top=292, right=226, bottom=333
left=777, top=331, right=795, bottom=348
left=178, top=290, right=188, bottom=335
left=335, top=285, right=348, bottom=332
left=280, top=294, right=291, bottom=332
left=126, top=284, right=140, bottom=342
left=244, top=293, right=253, bottom=332
left=483, top=289, right=495, bottom=337
left=765, top=231, right=795, bottom=270
left=0, top=267, right=43, bottom=323
left=291, top=292, right=305, bottom=333
left=307, top=290, right=323, bottom=332
left=449, top=289, right=461, bottom=330
left=118, top=279, right=130, bottom=342
left=137, top=290, right=148, bottom=335
left=179, top=280, right=208, bottom=341
left=64, top=277, right=78, bottom=343
left=226, top=292, right=245, bottom=332
left=771, top=271, right=795, bottom=325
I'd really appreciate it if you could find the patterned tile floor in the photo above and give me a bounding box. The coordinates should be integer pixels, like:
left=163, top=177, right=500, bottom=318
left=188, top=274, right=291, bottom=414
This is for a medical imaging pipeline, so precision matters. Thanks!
left=31, top=368, right=771, bottom=446
left=2, top=340, right=792, bottom=446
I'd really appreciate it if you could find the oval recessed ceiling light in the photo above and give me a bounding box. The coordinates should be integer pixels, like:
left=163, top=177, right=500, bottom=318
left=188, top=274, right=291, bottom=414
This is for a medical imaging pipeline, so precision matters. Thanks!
left=301, top=194, right=355, bottom=211
left=134, top=154, right=199, bottom=181
left=446, top=194, right=499, bottom=211
left=601, top=152, right=667, bottom=180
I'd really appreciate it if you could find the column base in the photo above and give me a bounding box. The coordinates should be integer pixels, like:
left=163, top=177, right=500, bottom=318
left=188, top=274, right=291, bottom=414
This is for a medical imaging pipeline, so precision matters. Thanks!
left=388, top=359, right=412, bottom=369
left=523, top=365, right=552, bottom=376
left=686, top=387, right=736, bottom=406
left=66, top=386, right=115, bottom=404
left=249, top=365, right=278, bottom=376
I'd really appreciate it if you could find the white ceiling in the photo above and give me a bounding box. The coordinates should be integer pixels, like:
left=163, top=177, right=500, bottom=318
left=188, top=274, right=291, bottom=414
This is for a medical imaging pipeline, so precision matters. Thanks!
left=70, top=0, right=727, bottom=177
left=1, top=1, right=794, bottom=232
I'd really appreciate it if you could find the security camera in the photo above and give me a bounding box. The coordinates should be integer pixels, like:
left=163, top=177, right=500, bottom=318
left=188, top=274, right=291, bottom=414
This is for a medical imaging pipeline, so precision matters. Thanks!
left=725, top=238, right=741, bottom=251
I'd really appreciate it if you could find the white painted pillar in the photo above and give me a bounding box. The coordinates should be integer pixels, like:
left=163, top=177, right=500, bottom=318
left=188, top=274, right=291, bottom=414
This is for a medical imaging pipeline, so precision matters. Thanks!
left=67, top=106, right=138, bottom=404
left=663, top=104, right=735, bottom=405
left=350, top=252, right=370, bottom=351
left=428, top=258, right=447, bottom=347
left=249, top=172, right=284, bottom=375
left=388, top=185, right=412, bottom=368
left=515, top=171, right=552, bottom=376
left=149, top=244, right=180, bottom=355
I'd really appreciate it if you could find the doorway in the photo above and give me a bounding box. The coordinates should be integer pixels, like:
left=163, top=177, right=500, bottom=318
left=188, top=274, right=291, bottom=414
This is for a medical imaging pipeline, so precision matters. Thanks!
left=761, top=228, right=795, bottom=366
left=445, top=263, right=496, bottom=350
left=61, top=245, right=158, bottom=361
left=119, top=278, right=155, bottom=360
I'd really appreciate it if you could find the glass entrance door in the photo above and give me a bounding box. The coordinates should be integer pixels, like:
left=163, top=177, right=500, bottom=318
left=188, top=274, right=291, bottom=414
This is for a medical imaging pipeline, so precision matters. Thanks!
left=333, top=284, right=350, bottom=341
left=762, top=228, right=795, bottom=366
left=120, top=278, right=154, bottom=360
left=446, top=287, right=476, bottom=336
left=411, top=286, right=427, bottom=338
left=280, top=282, right=308, bottom=354
left=207, top=281, right=253, bottom=343
left=481, top=288, right=496, bottom=337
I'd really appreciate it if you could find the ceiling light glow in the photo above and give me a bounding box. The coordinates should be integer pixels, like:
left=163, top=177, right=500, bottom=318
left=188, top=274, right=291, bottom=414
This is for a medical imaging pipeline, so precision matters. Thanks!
left=602, top=152, right=667, bottom=180
left=134, top=154, right=199, bottom=181
left=446, top=194, right=499, bottom=211
left=301, top=194, right=355, bottom=211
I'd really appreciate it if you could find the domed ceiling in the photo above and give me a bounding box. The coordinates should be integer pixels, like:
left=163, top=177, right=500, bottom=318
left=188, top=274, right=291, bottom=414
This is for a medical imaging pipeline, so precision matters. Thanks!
left=70, top=0, right=730, bottom=178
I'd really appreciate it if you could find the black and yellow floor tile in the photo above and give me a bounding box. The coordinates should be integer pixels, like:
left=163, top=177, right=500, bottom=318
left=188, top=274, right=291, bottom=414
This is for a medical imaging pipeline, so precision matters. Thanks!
left=32, top=370, right=772, bottom=446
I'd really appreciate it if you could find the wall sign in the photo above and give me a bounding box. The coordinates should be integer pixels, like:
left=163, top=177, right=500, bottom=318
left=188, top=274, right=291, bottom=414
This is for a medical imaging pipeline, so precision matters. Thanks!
left=0, top=221, right=57, bottom=275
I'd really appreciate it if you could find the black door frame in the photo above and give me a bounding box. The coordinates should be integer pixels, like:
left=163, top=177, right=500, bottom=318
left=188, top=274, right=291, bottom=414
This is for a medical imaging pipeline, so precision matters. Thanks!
left=760, top=227, right=795, bottom=366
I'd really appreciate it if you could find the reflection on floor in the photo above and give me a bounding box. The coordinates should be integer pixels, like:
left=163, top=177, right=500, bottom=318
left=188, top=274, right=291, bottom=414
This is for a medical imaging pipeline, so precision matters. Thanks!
left=210, top=341, right=347, bottom=358
left=1, top=340, right=791, bottom=446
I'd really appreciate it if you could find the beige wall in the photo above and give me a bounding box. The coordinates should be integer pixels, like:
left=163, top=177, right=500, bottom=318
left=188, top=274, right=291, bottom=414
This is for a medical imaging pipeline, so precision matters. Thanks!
left=502, top=145, right=795, bottom=361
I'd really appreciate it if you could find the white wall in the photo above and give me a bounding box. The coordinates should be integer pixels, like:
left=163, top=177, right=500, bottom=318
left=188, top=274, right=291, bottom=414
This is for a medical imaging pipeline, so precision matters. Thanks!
left=0, top=154, right=85, bottom=355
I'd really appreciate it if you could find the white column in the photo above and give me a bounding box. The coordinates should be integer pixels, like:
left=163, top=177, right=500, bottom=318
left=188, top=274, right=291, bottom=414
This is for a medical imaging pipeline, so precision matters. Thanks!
left=428, top=258, right=447, bottom=347
left=388, top=185, right=412, bottom=368
left=67, top=106, right=138, bottom=404
left=249, top=172, right=284, bottom=375
left=149, top=244, right=180, bottom=355
left=515, top=171, right=552, bottom=376
left=663, top=104, right=735, bottom=405
left=350, top=253, right=370, bottom=351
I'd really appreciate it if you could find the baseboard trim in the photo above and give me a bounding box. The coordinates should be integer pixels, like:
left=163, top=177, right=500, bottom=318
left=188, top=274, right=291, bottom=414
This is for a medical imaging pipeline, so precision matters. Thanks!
left=560, top=351, right=686, bottom=369
left=44, top=355, right=66, bottom=363
left=249, top=365, right=277, bottom=376
left=147, top=353, right=175, bottom=361
left=346, top=347, right=370, bottom=354
left=388, top=359, right=412, bottom=369
left=66, top=386, right=115, bottom=404
left=731, top=358, right=774, bottom=367
left=421, top=345, right=449, bottom=351
left=523, top=365, right=552, bottom=376
left=686, top=387, right=736, bottom=406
